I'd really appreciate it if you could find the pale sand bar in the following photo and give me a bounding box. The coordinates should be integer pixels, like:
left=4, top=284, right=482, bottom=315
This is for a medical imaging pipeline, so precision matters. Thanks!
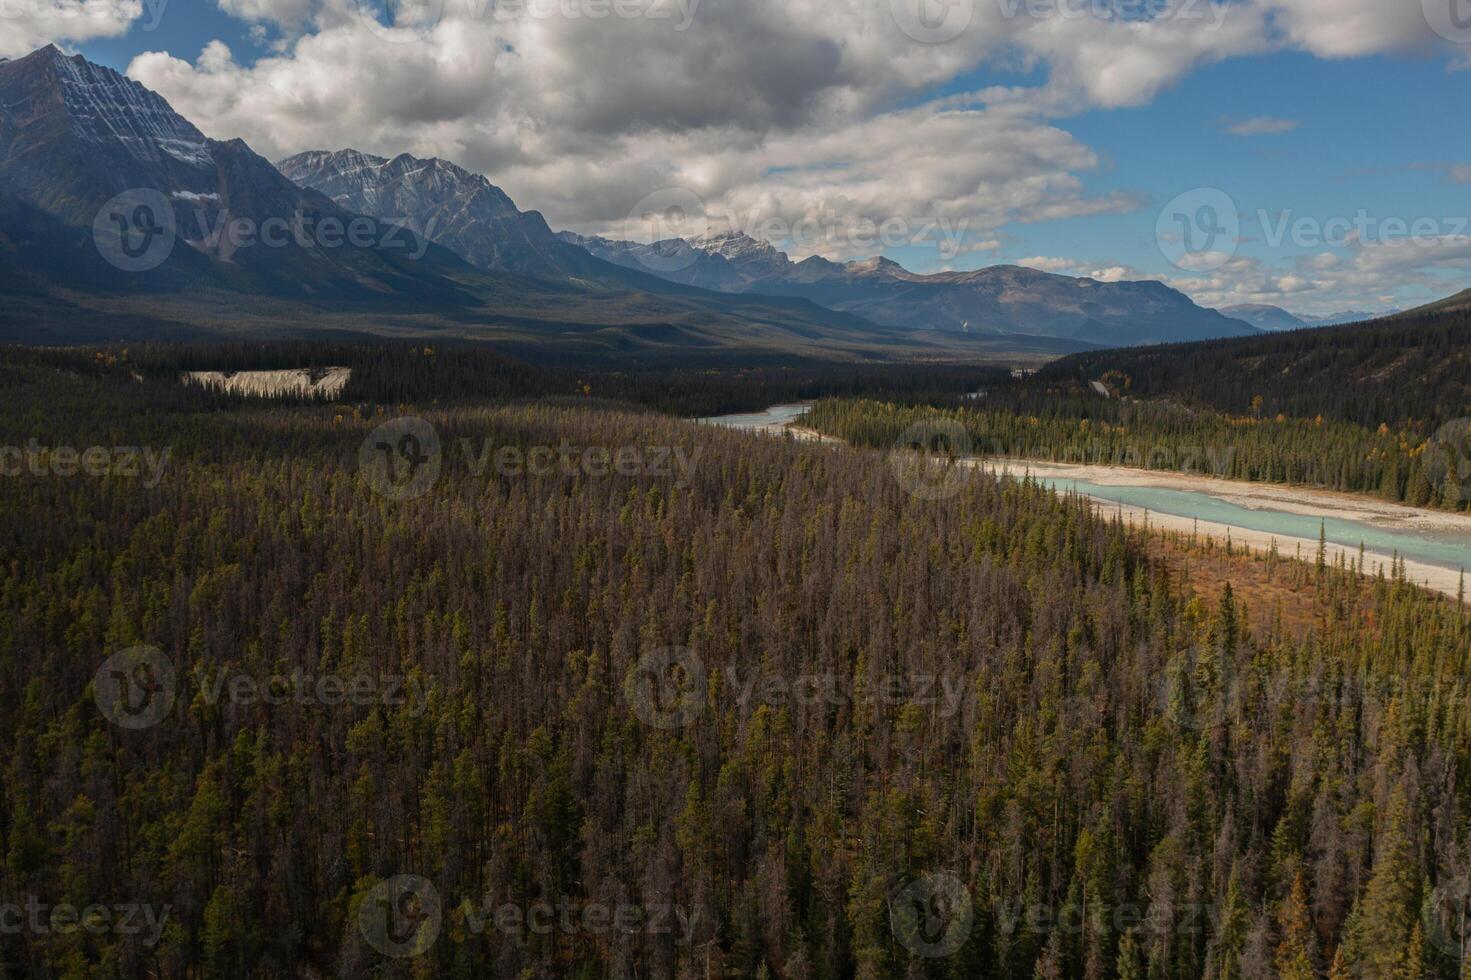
left=980, top=459, right=1471, bottom=601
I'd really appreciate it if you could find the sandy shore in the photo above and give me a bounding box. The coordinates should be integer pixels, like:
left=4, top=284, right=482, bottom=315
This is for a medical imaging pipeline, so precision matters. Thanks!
left=785, top=424, right=843, bottom=446
left=976, top=459, right=1470, bottom=601
left=1075, top=497, right=1463, bottom=600
left=705, top=404, right=842, bottom=445
left=980, top=459, right=1471, bottom=536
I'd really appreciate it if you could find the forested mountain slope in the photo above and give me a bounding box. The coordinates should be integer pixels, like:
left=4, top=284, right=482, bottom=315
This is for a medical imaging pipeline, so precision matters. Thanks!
left=1400, top=288, right=1471, bottom=319
left=1041, top=305, right=1471, bottom=430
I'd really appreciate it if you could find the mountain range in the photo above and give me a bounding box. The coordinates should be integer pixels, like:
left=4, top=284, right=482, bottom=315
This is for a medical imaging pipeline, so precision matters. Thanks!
left=1218, top=304, right=1386, bottom=332
left=280, top=147, right=1253, bottom=348
left=3, top=44, right=1279, bottom=359
left=276, top=131, right=1295, bottom=350
left=559, top=229, right=1259, bottom=348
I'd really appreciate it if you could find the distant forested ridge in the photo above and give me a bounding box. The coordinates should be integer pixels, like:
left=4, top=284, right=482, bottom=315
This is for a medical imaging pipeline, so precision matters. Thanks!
left=2, top=342, right=1002, bottom=418
left=1040, top=307, right=1471, bottom=431
left=1, top=352, right=1469, bottom=977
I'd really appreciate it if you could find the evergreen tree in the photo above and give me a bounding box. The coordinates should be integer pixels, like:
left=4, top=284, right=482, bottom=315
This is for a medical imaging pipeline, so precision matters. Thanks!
left=1340, top=788, right=1421, bottom=977
left=1275, top=872, right=1319, bottom=980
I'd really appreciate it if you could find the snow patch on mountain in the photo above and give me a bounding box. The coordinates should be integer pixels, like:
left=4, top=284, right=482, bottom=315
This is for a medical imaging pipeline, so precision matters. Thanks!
left=44, top=46, right=210, bottom=169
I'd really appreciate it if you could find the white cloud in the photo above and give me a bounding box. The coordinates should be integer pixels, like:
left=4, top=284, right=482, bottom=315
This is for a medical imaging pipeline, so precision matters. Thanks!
left=118, top=0, right=1463, bottom=231
left=1088, top=265, right=1137, bottom=283
left=1264, top=0, right=1440, bottom=58
left=0, top=0, right=144, bottom=58
left=1219, top=115, right=1300, bottom=136
left=1165, top=257, right=1324, bottom=305
left=950, top=239, right=1003, bottom=256
left=115, top=0, right=1471, bottom=242
left=125, top=10, right=1141, bottom=249
left=1162, top=233, right=1471, bottom=315
left=698, top=100, right=1139, bottom=259
left=1010, top=3, right=1270, bottom=108
left=1353, top=234, right=1471, bottom=275
left=216, top=0, right=312, bottom=29
left=1018, top=256, right=1156, bottom=283
left=1018, top=256, right=1079, bottom=273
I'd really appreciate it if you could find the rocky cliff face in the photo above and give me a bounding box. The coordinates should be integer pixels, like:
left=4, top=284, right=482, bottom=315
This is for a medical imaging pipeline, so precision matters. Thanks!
left=279, top=149, right=600, bottom=281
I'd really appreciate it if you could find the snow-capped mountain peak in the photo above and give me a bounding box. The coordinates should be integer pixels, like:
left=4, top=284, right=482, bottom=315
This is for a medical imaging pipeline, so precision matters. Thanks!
left=278, top=147, right=592, bottom=279
left=286, top=148, right=388, bottom=175
left=689, top=229, right=781, bottom=260
left=843, top=256, right=909, bottom=278
left=28, top=44, right=210, bottom=169
left=684, top=229, right=797, bottom=280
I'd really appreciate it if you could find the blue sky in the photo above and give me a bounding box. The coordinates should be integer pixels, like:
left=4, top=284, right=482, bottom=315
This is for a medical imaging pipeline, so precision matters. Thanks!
left=885, top=48, right=1471, bottom=313
left=79, top=6, right=255, bottom=72
left=18, top=0, right=1471, bottom=316
left=1057, top=52, right=1471, bottom=291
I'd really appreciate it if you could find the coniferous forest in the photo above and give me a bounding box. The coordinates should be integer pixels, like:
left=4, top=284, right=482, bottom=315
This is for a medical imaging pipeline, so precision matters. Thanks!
left=1, top=345, right=1470, bottom=979
left=1041, top=309, right=1471, bottom=432
left=803, top=396, right=1471, bottom=511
